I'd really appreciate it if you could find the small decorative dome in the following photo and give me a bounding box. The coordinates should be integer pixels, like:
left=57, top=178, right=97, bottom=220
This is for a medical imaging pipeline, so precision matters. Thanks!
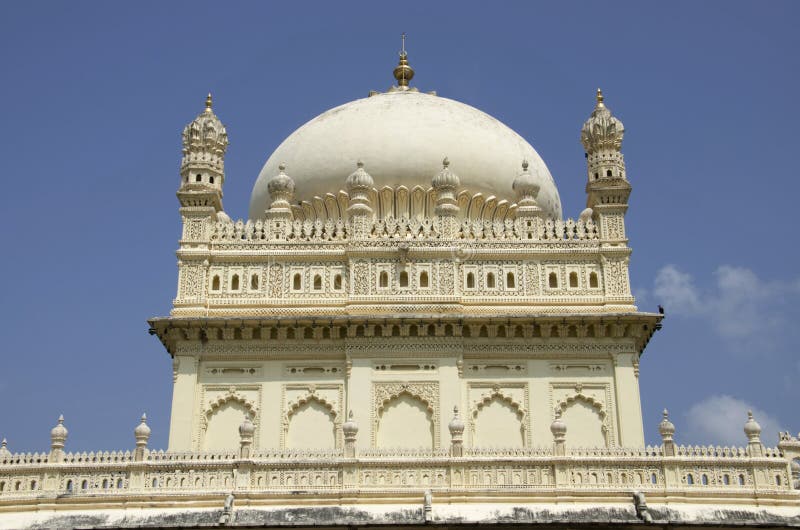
left=0, top=438, right=10, bottom=459
left=239, top=416, right=255, bottom=438
left=342, top=411, right=359, bottom=437
left=581, top=88, right=624, bottom=154
left=512, top=159, right=541, bottom=202
left=579, top=207, right=594, bottom=222
left=744, top=411, right=762, bottom=440
left=50, top=415, right=68, bottom=444
left=432, top=158, right=460, bottom=190
left=181, top=93, right=229, bottom=176
left=345, top=161, right=374, bottom=191
left=267, top=164, right=296, bottom=201
left=448, top=406, right=465, bottom=436
left=658, top=409, right=675, bottom=439
left=134, top=413, right=151, bottom=442
left=550, top=409, right=567, bottom=437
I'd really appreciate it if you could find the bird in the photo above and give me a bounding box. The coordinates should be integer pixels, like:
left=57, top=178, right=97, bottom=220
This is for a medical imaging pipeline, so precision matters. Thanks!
left=658, top=305, right=664, bottom=314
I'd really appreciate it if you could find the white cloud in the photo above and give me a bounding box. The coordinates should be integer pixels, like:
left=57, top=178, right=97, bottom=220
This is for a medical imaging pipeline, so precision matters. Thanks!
left=684, top=395, right=781, bottom=446
left=652, top=265, right=800, bottom=350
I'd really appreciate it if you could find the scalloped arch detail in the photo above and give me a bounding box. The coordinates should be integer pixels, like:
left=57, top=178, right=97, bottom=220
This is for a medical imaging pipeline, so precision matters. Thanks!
left=286, top=392, right=338, bottom=421
left=472, top=388, right=526, bottom=420
left=206, top=389, right=257, bottom=420
left=557, top=393, right=606, bottom=420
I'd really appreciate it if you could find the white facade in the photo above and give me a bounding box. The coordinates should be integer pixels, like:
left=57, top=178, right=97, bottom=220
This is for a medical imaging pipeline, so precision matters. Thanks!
left=0, top=51, right=798, bottom=530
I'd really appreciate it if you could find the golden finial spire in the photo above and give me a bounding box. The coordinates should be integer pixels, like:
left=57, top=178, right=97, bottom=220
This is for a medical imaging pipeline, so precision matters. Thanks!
left=205, top=92, right=213, bottom=112
left=596, top=88, right=604, bottom=106
left=393, top=33, right=415, bottom=88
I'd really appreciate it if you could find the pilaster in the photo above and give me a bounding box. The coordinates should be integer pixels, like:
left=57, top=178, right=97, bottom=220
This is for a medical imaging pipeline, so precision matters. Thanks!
left=612, top=352, right=645, bottom=447
left=168, top=355, right=199, bottom=451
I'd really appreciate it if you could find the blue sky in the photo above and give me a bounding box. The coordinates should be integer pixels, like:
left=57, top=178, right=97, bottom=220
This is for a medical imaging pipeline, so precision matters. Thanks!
left=0, top=1, right=797, bottom=452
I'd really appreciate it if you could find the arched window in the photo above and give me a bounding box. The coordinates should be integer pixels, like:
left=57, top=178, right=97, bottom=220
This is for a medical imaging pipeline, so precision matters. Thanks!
left=506, top=272, right=515, bottom=288
left=399, top=270, right=409, bottom=287
left=293, top=273, right=302, bottom=291
left=81, top=480, right=88, bottom=490
left=250, top=274, right=259, bottom=290
left=313, top=274, right=322, bottom=290
left=549, top=272, right=558, bottom=288
left=0, top=481, right=5, bottom=492
left=211, top=275, right=221, bottom=291
left=66, top=480, right=73, bottom=492
left=30, top=480, right=37, bottom=490
left=569, top=271, right=578, bottom=288
left=738, top=474, right=745, bottom=485
left=650, top=473, right=657, bottom=484
left=486, top=272, right=496, bottom=288
left=589, top=271, right=599, bottom=288
left=466, top=272, right=475, bottom=289
left=102, top=479, right=108, bottom=489
left=333, top=274, right=342, bottom=290
left=776, top=475, right=782, bottom=486
left=606, top=169, right=612, bottom=177
left=379, top=271, right=389, bottom=288
left=231, top=274, right=240, bottom=291
left=117, top=478, right=123, bottom=489
left=419, top=271, right=429, bottom=288
left=322, top=327, right=331, bottom=339
left=686, top=474, right=694, bottom=485
left=723, top=474, right=730, bottom=485
left=427, top=324, right=436, bottom=336
left=196, top=174, right=202, bottom=182
left=701, top=474, right=709, bottom=485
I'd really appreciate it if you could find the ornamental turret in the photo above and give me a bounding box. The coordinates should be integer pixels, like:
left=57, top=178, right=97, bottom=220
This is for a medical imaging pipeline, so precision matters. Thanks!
left=266, top=164, right=295, bottom=220
left=178, top=93, right=229, bottom=212
left=49, top=415, right=68, bottom=463
left=346, top=161, right=375, bottom=238
left=432, top=158, right=460, bottom=238
left=581, top=89, right=631, bottom=243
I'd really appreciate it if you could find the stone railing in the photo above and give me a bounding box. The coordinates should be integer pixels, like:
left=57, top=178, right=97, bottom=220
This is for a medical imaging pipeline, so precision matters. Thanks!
left=207, top=216, right=599, bottom=244
left=0, top=446, right=794, bottom=499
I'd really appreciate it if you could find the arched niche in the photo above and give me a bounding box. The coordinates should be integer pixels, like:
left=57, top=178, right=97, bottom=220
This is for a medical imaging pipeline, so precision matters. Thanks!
left=285, top=396, right=337, bottom=450
left=377, top=393, right=434, bottom=449
left=201, top=390, right=258, bottom=451
left=472, top=395, right=525, bottom=448
left=558, top=395, right=607, bottom=449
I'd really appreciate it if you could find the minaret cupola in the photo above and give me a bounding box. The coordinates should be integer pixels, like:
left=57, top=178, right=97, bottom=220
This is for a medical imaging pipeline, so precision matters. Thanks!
left=179, top=93, right=229, bottom=211
left=581, top=89, right=626, bottom=183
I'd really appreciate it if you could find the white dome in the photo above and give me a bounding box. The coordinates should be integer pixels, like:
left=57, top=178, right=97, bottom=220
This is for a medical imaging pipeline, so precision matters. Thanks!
left=249, top=91, right=561, bottom=220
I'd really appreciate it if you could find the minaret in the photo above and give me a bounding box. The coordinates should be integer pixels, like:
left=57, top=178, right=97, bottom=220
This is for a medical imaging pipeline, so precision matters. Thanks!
left=178, top=93, right=229, bottom=216
left=173, top=94, right=229, bottom=313
left=580, top=89, right=630, bottom=243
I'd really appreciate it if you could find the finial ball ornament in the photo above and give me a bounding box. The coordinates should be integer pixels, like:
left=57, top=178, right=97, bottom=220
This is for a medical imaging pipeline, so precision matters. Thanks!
left=448, top=406, right=465, bottom=435
left=343, top=410, right=359, bottom=436
left=659, top=409, right=675, bottom=438
left=744, top=410, right=762, bottom=438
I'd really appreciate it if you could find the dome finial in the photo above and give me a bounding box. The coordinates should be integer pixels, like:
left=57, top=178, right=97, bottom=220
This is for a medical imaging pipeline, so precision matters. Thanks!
left=596, top=88, right=604, bottom=105
left=393, top=33, right=415, bottom=88
left=205, top=92, right=213, bottom=112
